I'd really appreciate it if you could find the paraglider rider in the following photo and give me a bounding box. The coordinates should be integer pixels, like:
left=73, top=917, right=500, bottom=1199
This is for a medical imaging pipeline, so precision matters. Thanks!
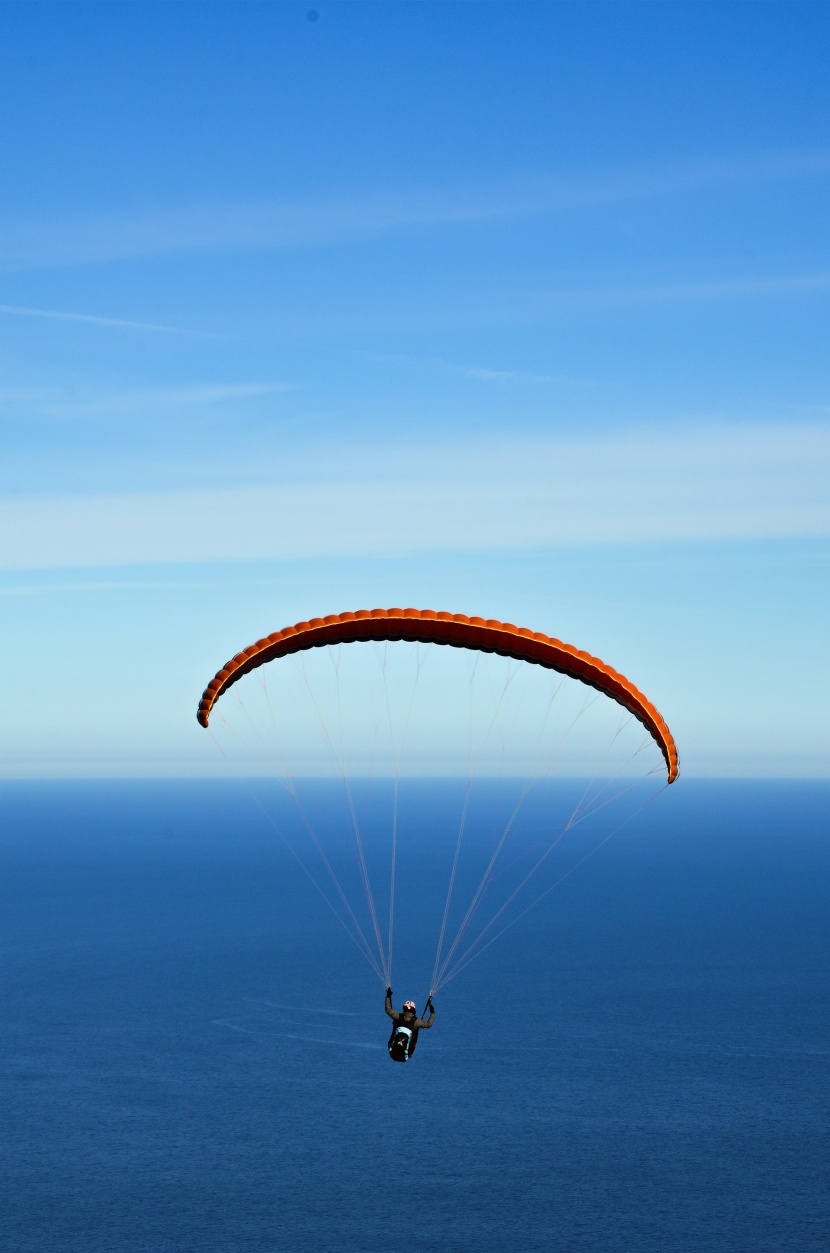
left=385, top=988, right=434, bottom=1062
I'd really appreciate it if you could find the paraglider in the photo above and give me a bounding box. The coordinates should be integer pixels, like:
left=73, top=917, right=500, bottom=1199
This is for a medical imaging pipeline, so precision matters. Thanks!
left=197, top=608, right=678, bottom=1050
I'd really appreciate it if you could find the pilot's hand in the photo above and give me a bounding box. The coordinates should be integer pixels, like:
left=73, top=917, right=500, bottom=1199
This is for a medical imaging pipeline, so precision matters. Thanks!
left=386, top=987, right=393, bottom=997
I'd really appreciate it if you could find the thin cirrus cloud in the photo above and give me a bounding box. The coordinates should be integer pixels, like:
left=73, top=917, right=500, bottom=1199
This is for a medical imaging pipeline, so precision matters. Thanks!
left=0, top=302, right=201, bottom=334
left=0, top=381, right=299, bottom=422
left=1, top=424, right=827, bottom=572
left=2, top=268, right=829, bottom=352
left=560, top=272, right=830, bottom=309
left=1, top=148, right=829, bottom=271
left=359, top=350, right=603, bottom=386
left=404, top=270, right=830, bottom=329
left=461, top=367, right=600, bottom=385
left=251, top=268, right=830, bottom=338
left=53, top=382, right=298, bottom=418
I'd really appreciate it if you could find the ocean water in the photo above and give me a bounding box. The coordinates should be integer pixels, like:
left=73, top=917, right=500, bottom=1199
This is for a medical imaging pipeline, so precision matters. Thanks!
left=1, top=779, right=828, bottom=1253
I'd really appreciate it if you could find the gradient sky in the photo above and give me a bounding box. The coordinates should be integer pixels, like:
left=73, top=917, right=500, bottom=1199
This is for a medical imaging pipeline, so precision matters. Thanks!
left=1, top=1, right=828, bottom=778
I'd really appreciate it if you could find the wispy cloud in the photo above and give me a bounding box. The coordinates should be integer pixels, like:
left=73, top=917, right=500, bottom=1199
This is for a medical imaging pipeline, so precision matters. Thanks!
left=461, top=366, right=596, bottom=385
left=0, top=578, right=179, bottom=596
left=0, top=302, right=205, bottom=334
left=1, top=380, right=299, bottom=422
left=559, top=272, right=830, bottom=309
left=59, top=381, right=300, bottom=417
left=409, top=270, right=830, bottom=329
left=258, top=267, right=830, bottom=339
left=2, top=148, right=829, bottom=270
left=1, top=424, right=827, bottom=570
left=360, top=349, right=604, bottom=386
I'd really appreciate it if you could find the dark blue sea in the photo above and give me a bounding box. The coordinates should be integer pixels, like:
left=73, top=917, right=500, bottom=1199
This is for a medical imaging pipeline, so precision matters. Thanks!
left=2, top=780, right=828, bottom=1253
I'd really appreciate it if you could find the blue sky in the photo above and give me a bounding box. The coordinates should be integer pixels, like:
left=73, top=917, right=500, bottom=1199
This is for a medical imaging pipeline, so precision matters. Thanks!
left=1, top=1, right=828, bottom=777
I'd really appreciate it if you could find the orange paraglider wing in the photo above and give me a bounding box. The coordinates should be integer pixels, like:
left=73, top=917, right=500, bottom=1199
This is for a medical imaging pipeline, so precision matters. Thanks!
left=197, top=608, right=678, bottom=783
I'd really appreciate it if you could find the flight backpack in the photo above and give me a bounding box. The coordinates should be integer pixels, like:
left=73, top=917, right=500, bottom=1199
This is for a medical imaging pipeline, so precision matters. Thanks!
left=387, top=1024, right=413, bottom=1063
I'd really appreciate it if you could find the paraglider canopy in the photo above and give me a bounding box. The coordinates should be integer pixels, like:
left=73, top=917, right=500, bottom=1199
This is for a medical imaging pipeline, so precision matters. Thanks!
left=197, top=608, right=678, bottom=783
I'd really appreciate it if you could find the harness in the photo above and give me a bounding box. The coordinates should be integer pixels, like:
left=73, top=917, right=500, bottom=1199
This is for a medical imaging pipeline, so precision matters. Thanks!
left=388, top=1017, right=417, bottom=1063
